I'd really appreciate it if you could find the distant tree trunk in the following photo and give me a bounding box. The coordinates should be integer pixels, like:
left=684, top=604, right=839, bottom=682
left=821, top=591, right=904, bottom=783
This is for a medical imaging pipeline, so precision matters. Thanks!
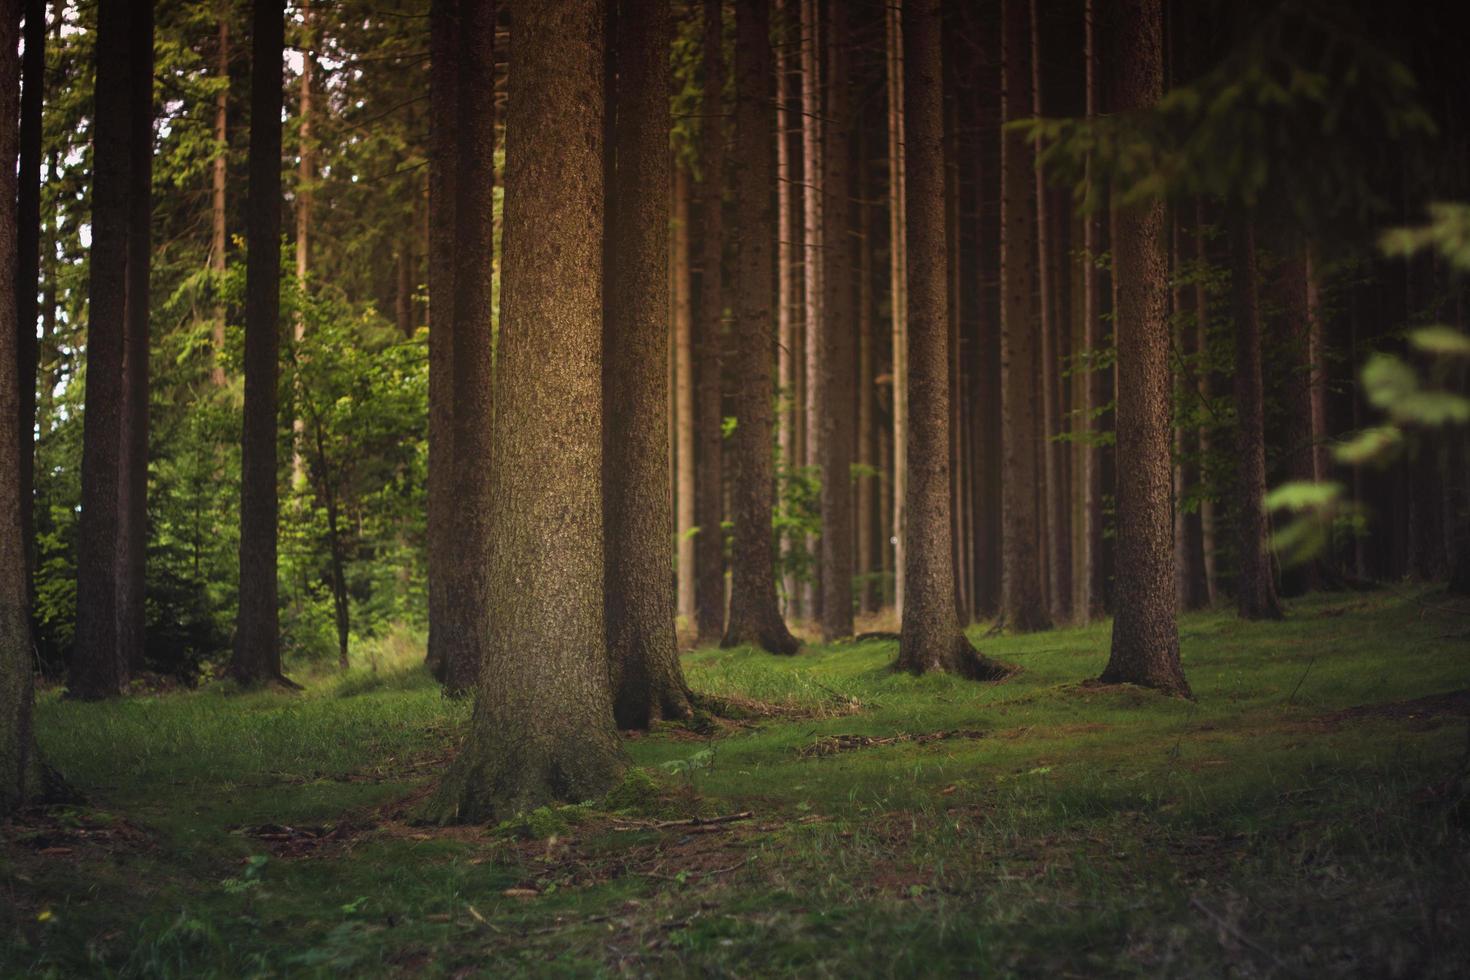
left=1230, top=218, right=1284, bottom=620
left=395, top=241, right=414, bottom=337
left=291, top=0, right=314, bottom=488
left=722, top=0, right=799, bottom=655
left=999, top=0, right=1050, bottom=633
left=424, top=0, right=458, bottom=679
left=1194, top=199, right=1218, bottom=601
left=211, top=5, right=230, bottom=386
left=429, top=0, right=625, bottom=822
left=896, top=0, right=1012, bottom=680
left=694, top=0, right=726, bottom=645
left=673, top=161, right=696, bottom=627
left=2, top=0, right=43, bottom=815
left=16, top=0, right=41, bottom=601
left=856, top=144, right=878, bottom=615
left=774, top=0, right=798, bottom=616
left=441, top=0, right=496, bottom=695
left=1275, top=243, right=1325, bottom=594
left=1172, top=213, right=1210, bottom=610
left=230, top=0, right=288, bottom=685
left=117, top=3, right=154, bottom=676
left=1100, top=0, right=1188, bottom=697
left=798, top=0, right=822, bottom=622
left=74, top=0, right=141, bottom=698
left=604, top=0, right=691, bottom=729
left=886, top=0, right=908, bottom=620
left=1077, top=0, right=1105, bottom=620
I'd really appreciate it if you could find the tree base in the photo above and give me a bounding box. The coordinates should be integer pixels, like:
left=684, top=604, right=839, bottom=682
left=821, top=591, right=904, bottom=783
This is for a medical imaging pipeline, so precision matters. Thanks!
left=897, top=632, right=1017, bottom=682
left=614, top=676, right=694, bottom=731
left=721, top=616, right=801, bottom=655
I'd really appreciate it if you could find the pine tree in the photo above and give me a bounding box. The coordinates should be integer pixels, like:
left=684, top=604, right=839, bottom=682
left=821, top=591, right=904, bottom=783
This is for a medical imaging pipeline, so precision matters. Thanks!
left=15, top=0, right=42, bottom=599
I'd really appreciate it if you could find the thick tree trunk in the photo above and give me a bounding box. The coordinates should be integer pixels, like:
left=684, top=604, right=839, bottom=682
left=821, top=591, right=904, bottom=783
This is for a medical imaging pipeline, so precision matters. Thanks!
left=999, top=0, right=1050, bottom=633
left=1229, top=218, right=1284, bottom=620
left=429, top=0, right=625, bottom=823
left=211, top=6, right=230, bottom=386
left=16, top=0, right=41, bottom=603
left=424, top=0, right=458, bottom=679
left=896, top=0, right=1014, bottom=681
left=722, top=0, right=799, bottom=655
left=673, top=162, right=696, bottom=627
left=817, top=0, right=854, bottom=641
left=2, top=0, right=42, bottom=814
left=1100, top=0, right=1188, bottom=697
left=74, top=0, right=141, bottom=698
left=230, top=0, right=287, bottom=685
left=885, top=0, right=907, bottom=620
left=441, top=0, right=496, bottom=695
left=693, top=0, right=726, bottom=645
left=604, top=0, right=691, bottom=729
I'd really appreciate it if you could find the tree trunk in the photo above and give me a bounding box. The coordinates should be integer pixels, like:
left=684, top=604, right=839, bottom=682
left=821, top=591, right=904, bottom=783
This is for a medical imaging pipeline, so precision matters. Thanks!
left=211, top=5, right=230, bottom=386
left=73, top=0, right=141, bottom=698
left=673, top=161, right=696, bottom=628
left=1100, top=0, right=1188, bottom=697
left=774, top=0, right=798, bottom=618
left=1194, top=199, right=1218, bottom=602
left=1076, top=0, right=1106, bottom=620
left=424, top=0, right=458, bottom=679
left=1230, top=218, right=1284, bottom=620
left=999, top=0, right=1050, bottom=633
left=429, top=0, right=625, bottom=822
left=15, top=0, right=41, bottom=605
left=441, top=0, right=496, bottom=695
left=798, top=0, right=822, bottom=623
left=896, top=0, right=1014, bottom=681
left=693, top=0, right=726, bottom=645
left=856, top=143, right=878, bottom=615
left=291, top=0, right=314, bottom=489
left=2, top=0, right=42, bottom=814
left=1275, top=243, right=1325, bottom=594
left=885, top=0, right=907, bottom=620
left=1172, top=213, right=1210, bottom=610
left=117, top=2, right=154, bottom=676
left=604, top=0, right=691, bottom=729
left=722, top=0, right=799, bottom=655
left=230, top=0, right=287, bottom=685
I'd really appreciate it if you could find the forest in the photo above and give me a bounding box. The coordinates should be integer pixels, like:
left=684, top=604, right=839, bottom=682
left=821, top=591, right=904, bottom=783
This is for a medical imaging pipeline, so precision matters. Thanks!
left=1, top=0, right=1468, bottom=974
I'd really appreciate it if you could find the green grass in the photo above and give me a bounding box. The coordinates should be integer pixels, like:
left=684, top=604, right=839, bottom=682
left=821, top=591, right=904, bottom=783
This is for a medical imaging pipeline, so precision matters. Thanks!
left=3, top=589, right=1468, bottom=977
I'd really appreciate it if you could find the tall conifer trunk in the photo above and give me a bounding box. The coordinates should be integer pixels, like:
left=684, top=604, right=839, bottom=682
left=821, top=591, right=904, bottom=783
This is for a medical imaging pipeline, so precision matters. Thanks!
left=210, top=5, right=230, bottom=386
left=16, top=0, right=41, bottom=601
left=799, top=0, right=822, bottom=622
left=885, top=0, right=908, bottom=619
left=673, top=161, right=696, bottom=626
left=1078, top=0, right=1106, bottom=620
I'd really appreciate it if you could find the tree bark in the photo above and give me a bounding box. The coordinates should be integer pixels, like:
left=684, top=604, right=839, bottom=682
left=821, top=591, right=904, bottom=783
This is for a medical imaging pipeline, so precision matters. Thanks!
left=211, top=6, right=230, bottom=387
left=1194, top=198, right=1218, bottom=602
left=441, top=0, right=496, bottom=695
left=774, top=0, right=798, bottom=617
left=885, top=0, right=907, bottom=620
left=722, top=0, right=799, bottom=655
left=1230, top=218, right=1283, bottom=620
left=1172, top=213, right=1210, bottom=610
left=1100, top=0, right=1189, bottom=697
left=230, top=0, right=288, bottom=685
left=799, top=0, right=822, bottom=623
left=856, top=142, right=878, bottom=615
left=430, top=0, right=625, bottom=823
left=999, top=0, right=1050, bottom=633
left=693, top=0, right=726, bottom=645
left=1077, top=0, right=1106, bottom=621
left=604, top=0, right=692, bottom=729
left=896, top=0, right=1014, bottom=681
left=424, top=0, right=458, bottom=679
left=16, top=0, right=41, bottom=604
left=673, top=161, right=695, bottom=628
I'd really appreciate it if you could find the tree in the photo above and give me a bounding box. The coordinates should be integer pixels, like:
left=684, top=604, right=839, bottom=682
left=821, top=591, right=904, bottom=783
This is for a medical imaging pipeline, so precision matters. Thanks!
left=16, top=0, right=42, bottom=600
left=722, top=0, right=799, bottom=655
left=693, top=0, right=726, bottom=645
left=1078, top=0, right=1106, bottom=621
left=999, top=0, right=1050, bottom=633
left=440, top=0, right=496, bottom=695
left=210, top=2, right=230, bottom=386
left=290, top=0, right=315, bottom=487
left=895, top=0, right=1013, bottom=682
left=2, top=0, right=42, bottom=814
left=1099, top=0, right=1190, bottom=697
left=231, top=0, right=288, bottom=685
left=604, top=0, right=692, bottom=728
left=429, top=0, right=625, bottom=822
left=885, top=0, right=908, bottom=619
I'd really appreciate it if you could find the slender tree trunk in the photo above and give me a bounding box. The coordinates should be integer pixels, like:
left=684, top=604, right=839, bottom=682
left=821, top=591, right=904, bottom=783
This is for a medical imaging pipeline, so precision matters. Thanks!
left=1172, top=213, right=1209, bottom=610
left=15, top=0, right=41, bottom=604
left=694, top=0, right=726, bottom=645
left=774, top=0, right=797, bottom=616
left=211, top=6, right=230, bottom=386
left=425, top=0, right=459, bottom=679
left=117, top=3, right=154, bottom=676
left=897, top=0, right=1012, bottom=680
left=722, top=0, right=799, bottom=655
left=73, top=0, right=140, bottom=698
left=230, top=0, right=287, bottom=685
left=672, top=161, right=696, bottom=627
left=1194, top=198, right=1218, bottom=601
left=291, top=0, right=314, bottom=489
left=604, top=0, right=691, bottom=728
left=395, top=242, right=414, bottom=337
left=441, top=0, right=496, bottom=695
left=429, top=0, right=625, bottom=822
left=999, top=0, right=1050, bottom=633
left=856, top=145, right=878, bottom=615
left=1230, top=218, right=1284, bottom=620
left=1077, top=0, right=1106, bottom=620
left=1100, top=0, right=1188, bottom=696
left=885, top=0, right=908, bottom=620
left=2, top=0, right=42, bottom=814
left=1274, top=243, right=1325, bottom=594
left=799, top=0, right=822, bottom=623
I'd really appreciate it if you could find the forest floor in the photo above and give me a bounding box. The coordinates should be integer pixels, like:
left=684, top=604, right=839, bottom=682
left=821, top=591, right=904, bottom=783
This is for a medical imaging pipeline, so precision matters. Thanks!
left=3, top=589, right=1469, bottom=977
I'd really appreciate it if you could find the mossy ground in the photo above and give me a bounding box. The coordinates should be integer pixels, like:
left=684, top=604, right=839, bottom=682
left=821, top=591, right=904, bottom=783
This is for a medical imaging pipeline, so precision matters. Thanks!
left=3, top=589, right=1468, bottom=976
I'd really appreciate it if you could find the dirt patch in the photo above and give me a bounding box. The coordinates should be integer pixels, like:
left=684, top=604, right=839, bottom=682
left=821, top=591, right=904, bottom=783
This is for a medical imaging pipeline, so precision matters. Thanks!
left=2, top=804, right=153, bottom=858
left=232, top=820, right=371, bottom=858
left=1318, top=689, right=1470, bottom=729
left=797, top=729, right=987, bottom=758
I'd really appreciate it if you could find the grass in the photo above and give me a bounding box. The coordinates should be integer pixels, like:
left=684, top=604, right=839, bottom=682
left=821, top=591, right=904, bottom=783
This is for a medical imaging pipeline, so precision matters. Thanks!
left=3, top=589, right=1468, bottom=977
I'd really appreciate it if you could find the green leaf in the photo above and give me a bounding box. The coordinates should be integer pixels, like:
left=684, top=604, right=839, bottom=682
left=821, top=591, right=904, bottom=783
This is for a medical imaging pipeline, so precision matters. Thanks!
left=1409, top=325, right=1470, bottom=357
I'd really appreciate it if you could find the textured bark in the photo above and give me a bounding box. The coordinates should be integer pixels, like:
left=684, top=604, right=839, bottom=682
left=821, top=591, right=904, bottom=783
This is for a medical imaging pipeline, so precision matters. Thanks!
left=721, top=0, right=799, bottom=655
left=896, top=0, right=1013, bottom=682
left=117, top=3, right=154, bottom=675
left=210, top=6, right=230, bottom=387
left=16, top=0, right=41, bottom=602
left=429, top=0, right=625, bottom=823
left=856, top=147, right=878, bottom=614
left=1078, top=0, right=1105, bottom=621
left=230, top=0, right=287, bottom=685
left=291, top=0, right=314, bottom=488
left=774, top=0, right=798, bottom=616
left=604, top=0, right=691, bottom=729
left=1229, top=219, right=1284, bottom=620
left=424, top=0, right=458, bottom=679
left=441, top=0, right=496, bottom=696
left=799, top=0, right=822, bottom=622
left=693, top=0, right=726, bottom=645
left=817, top=0, right=854, bottom=640
left=2, top=0, right=41, bottom=814
left=999, top=0, right=1050, bottom=633
left=73, top=0, right=139, bottom=698
left=1099, top=0, right=1188, bottom=697
left=674, top=170, right=696, bottom=625
left=885, top=0, right=907, bottom=619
